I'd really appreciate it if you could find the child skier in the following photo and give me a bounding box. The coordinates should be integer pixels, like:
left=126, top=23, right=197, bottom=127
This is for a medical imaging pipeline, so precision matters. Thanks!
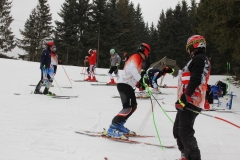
left=34, top=41, right=56, bottom=95
left=103, top=43, right=150, bottom=139
left=174, top=35, right=211, bottom=160
left=108, top=49, right=121, bottom=84
left=85, top=49, right=97, bottom=82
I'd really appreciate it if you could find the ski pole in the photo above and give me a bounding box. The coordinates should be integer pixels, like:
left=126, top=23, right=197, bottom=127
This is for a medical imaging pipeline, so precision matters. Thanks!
left=149, top=96, right=164, bottom=150
left=185, top=107, right=240, bottom=129
left=61, top=65, right=73, bottom=86
left=159, top=85, right=177, bottom=88
left=53, top=77, right=62, bottom=93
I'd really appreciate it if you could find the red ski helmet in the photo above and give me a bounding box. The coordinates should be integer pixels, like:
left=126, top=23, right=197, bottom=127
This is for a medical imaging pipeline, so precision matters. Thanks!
left=186, top=35, right=206, bottom=52
left=137, top=43, right=150, bottom=57
left=88, top=49, right=93, bottom=54
left=46, top=41, right=55, bottom=47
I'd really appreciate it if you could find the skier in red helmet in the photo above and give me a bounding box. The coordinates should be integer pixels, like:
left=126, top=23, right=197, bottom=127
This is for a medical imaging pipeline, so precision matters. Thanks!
left=84, top=49, right=97, bottom=82
left=34, top=41, right=57, bottom=95
left=103, top=43, right=151, bottom=139
left=174, top=35, right=211, bottom=160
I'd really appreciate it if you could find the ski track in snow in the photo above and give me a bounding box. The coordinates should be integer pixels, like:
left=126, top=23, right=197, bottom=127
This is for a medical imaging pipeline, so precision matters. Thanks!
left=0, top=58, right=240, bottom=160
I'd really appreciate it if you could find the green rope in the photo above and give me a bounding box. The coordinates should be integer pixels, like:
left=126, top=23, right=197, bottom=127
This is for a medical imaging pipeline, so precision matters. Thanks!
left=150, top=97, right=164, bottom=150
left=143, top=77, right=174, bottom=124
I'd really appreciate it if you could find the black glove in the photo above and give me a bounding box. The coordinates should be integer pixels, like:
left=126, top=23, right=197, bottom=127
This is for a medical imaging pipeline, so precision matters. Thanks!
left=175, top=93, right=191, bottom=110
left=162, top=67, right=174, bottom=76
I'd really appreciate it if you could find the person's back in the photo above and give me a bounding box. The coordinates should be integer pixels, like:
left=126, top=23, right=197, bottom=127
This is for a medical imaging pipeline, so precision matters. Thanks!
left=118, top=53, right=143, bottom=88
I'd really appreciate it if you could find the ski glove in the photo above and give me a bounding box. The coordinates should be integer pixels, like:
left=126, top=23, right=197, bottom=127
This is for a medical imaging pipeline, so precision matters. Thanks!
left=135, top=82, right=140, bottom=88
left=175, top=93, right=191, bottom=110
left=116, top=63, right=119, bottom=67
left=162, top=67, right=174, bottom=76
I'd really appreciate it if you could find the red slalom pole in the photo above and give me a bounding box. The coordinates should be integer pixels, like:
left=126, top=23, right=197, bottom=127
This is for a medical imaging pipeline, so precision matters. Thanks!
left=62, top=65, right=72, bottom=86
left=185, top=107, right=240, bottom=129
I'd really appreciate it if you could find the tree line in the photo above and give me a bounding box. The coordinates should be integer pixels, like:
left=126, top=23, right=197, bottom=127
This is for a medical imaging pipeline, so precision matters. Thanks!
left=0, top=0, right=240, bottom=76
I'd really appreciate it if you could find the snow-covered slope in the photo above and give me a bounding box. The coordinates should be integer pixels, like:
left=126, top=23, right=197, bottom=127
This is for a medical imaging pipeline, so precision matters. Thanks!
left=0, top=58, right=239, bottom=160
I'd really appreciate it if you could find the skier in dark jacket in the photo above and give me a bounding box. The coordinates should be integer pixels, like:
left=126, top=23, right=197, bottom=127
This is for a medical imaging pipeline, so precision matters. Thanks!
left=34, top=41, right=57, bottom=95
left=174, top=35, right=211, bottom=160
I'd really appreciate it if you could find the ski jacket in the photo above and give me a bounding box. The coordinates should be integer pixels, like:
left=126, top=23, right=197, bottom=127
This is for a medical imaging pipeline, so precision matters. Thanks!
left=51, top=52, right=58, bottom=66
left=88, top=50, right=97, bottom=65
left=110, top=53, right=121, bottom=66
left=40, top=48, right=51, bottom=69
left=177, top=51, right=211, bottom=109
left=118, top=53, right=143, bottom=88
left=147, top=68, right=163, bottom=83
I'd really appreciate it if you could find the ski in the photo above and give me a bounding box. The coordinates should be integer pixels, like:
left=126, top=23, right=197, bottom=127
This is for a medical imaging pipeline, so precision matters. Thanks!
left=135, top=92, right=173, bottom=95
left=51, top=95, right=79, bottom=99
left=75, top=130, right=175, bottom=148
left=80, top=73, right=107, bottom=76
left=29, top=84, right=54, bottom=87
left=29, top=84, right=72, bottom=88
left=72, top=80, right=106, bottom=83
left=112, top=95, right=164, bottom=100
left=75, top=130, right=154, bottom=138
left=91, top=83, right=117, bottom=86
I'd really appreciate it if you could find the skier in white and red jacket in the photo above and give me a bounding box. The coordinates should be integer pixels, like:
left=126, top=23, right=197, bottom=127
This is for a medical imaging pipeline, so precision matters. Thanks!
left=174, top=35, right=211, bottom=160
left=103, top=43, right=151, bottom=139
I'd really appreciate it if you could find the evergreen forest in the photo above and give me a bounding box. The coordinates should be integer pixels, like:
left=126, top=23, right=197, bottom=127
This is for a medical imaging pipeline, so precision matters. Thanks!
left=0, top=0, right=240, bottom=77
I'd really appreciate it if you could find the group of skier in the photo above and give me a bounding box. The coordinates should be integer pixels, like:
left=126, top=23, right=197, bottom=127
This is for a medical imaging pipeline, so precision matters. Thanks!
left=34, top=34, right=210, bottom=160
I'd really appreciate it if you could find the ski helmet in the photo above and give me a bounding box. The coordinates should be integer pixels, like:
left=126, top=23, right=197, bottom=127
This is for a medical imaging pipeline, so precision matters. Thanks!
left=88, top=49, right=93, bottom=54
left=186, top=35, right=206, bottom=52
left=46, top=41, right=55, bottom=47
left=110, top=49, right=115, bottom=54
left=137, top=43, right=150, bottom=57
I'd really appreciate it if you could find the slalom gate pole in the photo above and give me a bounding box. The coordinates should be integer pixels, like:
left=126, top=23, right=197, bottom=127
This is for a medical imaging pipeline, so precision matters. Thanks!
left=150, top=94, right=174, bottom=124
left=185, top=107, right=240, bottom=129
left=61, top=65, right=72, bottom=86
left=149, top=96, right=164, bottom=150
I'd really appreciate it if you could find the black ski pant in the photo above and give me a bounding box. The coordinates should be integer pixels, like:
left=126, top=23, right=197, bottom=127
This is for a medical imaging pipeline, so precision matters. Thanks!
left=112, top=83, right=137, bottom=124
left=173, top=103, right=202, bottom=160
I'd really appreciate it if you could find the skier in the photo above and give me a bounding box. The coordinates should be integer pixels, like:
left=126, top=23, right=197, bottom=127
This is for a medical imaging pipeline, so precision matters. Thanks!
left=174, top=35, right=211, bottom=160
left=145, top=67, right=177, bottom=93
left=84, top=49, right=97, bottom=82
left=103, top=43, right=150, bottom=139
left=34, top=41, right=57, bottom=95
left=108, top=49, right=121, bottom=84
left=122, top=51, right=129, bottom=67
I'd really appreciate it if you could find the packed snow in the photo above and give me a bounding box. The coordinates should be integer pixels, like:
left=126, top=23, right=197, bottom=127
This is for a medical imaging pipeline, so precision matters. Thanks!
left=0, top=58, right=239, bottom=160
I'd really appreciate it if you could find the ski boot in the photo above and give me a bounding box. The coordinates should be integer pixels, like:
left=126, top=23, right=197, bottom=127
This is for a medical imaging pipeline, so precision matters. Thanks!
left=118, top=121, right=136, bottom=135
left=108, top=78, right=116, bottom=85
left=137, top=90, right=150, bottom=98
left=85, top=76, right=91, bottom=81
left=34, top=89, right=42, bottom=94
left=177, top=152, right=188, bottom=160
left=151, top=88, right=161, bottom=94
left=89, top=76, right=98, bottom=82
left=43, top=88, right=56, bottom=96
left=105, top=124, right=127, bottom=139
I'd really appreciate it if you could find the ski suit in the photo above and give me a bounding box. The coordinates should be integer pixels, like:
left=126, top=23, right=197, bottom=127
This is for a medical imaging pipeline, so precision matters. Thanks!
left=111, top=53, right=143, bottom=124
left=173, top=51, right=211, bottom=160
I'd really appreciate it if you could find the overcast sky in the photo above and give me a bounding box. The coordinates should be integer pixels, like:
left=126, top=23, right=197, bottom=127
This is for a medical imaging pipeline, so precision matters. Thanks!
left=8, top=0, right=199, bottom=57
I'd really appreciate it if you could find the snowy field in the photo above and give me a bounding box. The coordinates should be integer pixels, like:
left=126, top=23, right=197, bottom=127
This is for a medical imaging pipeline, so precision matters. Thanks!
left=0, top=58, right=240, bottom=160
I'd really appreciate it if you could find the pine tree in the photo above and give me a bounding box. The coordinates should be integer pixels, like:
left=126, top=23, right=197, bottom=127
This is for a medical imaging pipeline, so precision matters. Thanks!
left=18, top=0, right=53, bottom=62
left=0, top=0, right=15, bottom=53
left=54, top=0, right=89, bottom=65
left=18, top=8, right=39, bottom=61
